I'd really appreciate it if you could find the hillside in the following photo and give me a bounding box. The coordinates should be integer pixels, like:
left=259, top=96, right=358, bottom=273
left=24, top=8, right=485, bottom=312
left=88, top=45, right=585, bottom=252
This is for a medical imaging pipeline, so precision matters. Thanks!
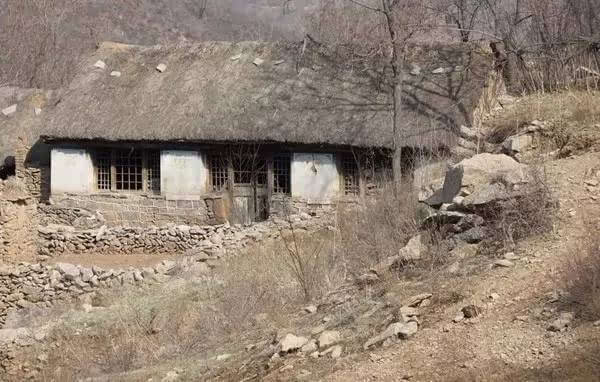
left=0, top=91, right=599, bottom=381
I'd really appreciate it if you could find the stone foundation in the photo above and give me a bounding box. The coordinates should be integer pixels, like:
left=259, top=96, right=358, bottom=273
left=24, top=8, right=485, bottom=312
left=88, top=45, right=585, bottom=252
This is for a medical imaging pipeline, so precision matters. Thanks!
left=49, top=193, right=215, bottom=227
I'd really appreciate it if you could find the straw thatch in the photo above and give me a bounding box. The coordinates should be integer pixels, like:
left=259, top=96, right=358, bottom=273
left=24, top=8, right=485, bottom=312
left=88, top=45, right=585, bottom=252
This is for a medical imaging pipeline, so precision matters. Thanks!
left=40, top=40, right=495, bottom=150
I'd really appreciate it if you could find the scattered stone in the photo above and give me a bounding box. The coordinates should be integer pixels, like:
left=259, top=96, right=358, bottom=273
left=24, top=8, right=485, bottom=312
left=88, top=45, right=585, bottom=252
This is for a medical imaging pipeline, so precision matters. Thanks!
left=585, top=179, right=599, bottom=187
left=493, top=259, right=514, bottom=268
left=304, top=305, right=317, bottom=314
left=301, top=340, right=318, bottom=353
left=503, top=134, right=533, bottom=153
left=161, top=370, right=180, bottom=382
left=462, top=305, right=480, bottom=318
left=279, top=334, right=309, bottom=353
left=93, top=60, right=106, bottom=69
left=318, top=330, right=341, bottom=349
left=515, top=315, right=529, bottom=322
left=110, top=71, right=121, bottom=77
left=363, top=321, right=418, bottom=349
left=253, top=58, right=265, bottom=66
left=329, top=345, right=343, bottom=359
left=1, top=104, right=17, bottom=116
left=489, top=293, right=500, bottom=300
left=504, top=252, right=520, bottom=260
left=453, top=312, right=465, bottom=323
left=593, top=320, right=600, bottom=327
left=216, top=353, right=232, bottom=361
left=230, top=54, right=242, bottom=61
left=156, top=63, right=167, bottom=72
left=406, top=293, right=432, bottom=307
left=81, top=303, right=93, bottom=313
left=548, top=312, right=574, bottom=332
left=33, top=107, right=42, bottom=116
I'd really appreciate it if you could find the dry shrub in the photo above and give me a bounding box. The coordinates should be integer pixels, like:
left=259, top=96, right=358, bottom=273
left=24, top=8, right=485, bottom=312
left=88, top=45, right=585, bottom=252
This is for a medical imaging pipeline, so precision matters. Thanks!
left=564, top=225, right=600, bottom=320
left=41, top=237, right=327, bottom=379
left=336, top=181, right=420, bottom=274
left=486, top=90, right=600, bottom=145
left=477, top=165, right=556, bottom=254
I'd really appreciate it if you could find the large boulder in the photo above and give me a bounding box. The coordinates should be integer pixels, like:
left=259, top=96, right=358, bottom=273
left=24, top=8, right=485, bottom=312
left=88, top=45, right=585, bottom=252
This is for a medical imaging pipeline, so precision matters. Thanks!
left=425, top=154, right=530, bottom=207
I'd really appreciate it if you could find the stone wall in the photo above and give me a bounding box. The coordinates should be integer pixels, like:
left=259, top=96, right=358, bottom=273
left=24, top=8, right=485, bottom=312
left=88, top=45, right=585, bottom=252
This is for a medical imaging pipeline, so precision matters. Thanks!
left=49, top=193, right=216, bottom=227
left=37, top=213, right=328, bottom=259
left=0, top=255, right=212, bottom=327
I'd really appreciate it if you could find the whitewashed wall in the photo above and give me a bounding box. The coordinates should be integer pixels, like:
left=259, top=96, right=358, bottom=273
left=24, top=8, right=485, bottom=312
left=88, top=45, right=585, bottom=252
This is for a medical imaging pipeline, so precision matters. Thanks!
left=50, top=148, right=94, bottom=194
left=161, top=150, right=207, bottom=200
left=291, top=153, right=339, bottom=203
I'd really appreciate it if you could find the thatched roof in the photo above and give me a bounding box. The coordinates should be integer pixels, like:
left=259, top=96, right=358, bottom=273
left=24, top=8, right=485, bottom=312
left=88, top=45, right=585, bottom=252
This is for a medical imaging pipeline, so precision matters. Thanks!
left=40, top=40, right=495, bottom=150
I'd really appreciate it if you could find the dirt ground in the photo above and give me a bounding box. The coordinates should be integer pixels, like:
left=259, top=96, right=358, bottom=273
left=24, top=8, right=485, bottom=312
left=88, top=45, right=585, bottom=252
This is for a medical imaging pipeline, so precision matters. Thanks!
left=323, top=151, right=600, bottom=382
left=47, top=253, right=174, bottom=269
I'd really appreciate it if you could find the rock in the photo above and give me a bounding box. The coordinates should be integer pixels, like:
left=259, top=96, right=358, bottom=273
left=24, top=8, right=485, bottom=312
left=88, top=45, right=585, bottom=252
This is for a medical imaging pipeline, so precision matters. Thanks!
left=356, top=272, right=380, bottom=286
left=81, top=303, right=93, bottom=313
left=489, top=293, right=500, bottom=300
left=110, top=71, right=121, bottom=77
left=410, top=64, right=421, bottom=76
left=34, top=107, right=42, bottom=115
left=503, top=134, right=533, bottom=153
left=304, top=305, right=317, bottom=314
left=2, top=104, right=17, bottom=116
left=230, top=54, right=242, bottom=61
left=253, top=57, right=265, bottom=66
left=548, top=312, right=574, bottom=332
left=55, top=263, right=80, bottom=280
left=456, top=226, right=487, bottom=243
left=502, top=252, right=517, bottom=260
left=301, top=340, right=318, bottom=353
left=593, top=320, right=600, bottom=327
left=93, top=60, right=106, bottom=69
left=161, top=370, right=180, bottom=382
left=363, top=321, right=417, bottom=349
left=279, top=334, right=309, bottom=353
left=432, top=67, right=452, bottom=74
left=459, top=125, right=480, bottom=140
left=425, top=153, right=530, bottom=207
left=398, top=235, right=423, bottom=262
left=493, top=259, right=514, bottom=268
left=318, top=330, right=341, bottom=349
left=400, top=306, right=420, bottom=318
left=330, top=345, right=343, bottom=359
left=462, top=305, right=480, bottom=318
left=406, top=293, right=432, bottom=307
left=216, top=353, right=232, bottom=361
left=453, top=312, right=465, bottom=323
left=447, top=261, right=460, bottom=274
left=156, top=63, right=167, bottom=72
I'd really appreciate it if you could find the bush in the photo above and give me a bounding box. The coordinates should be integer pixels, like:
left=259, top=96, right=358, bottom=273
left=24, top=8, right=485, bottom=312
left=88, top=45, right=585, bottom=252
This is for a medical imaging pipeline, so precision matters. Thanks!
left=564, top=226, right=600, bottom=320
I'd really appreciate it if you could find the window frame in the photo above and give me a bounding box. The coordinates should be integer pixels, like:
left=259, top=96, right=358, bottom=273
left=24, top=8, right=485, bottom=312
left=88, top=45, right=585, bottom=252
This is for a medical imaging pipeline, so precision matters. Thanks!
left=272, top=154, right=291, bottom=195
left=341, top=154, right=361, bottom=196
left=92, top=148, right=161, bottom=194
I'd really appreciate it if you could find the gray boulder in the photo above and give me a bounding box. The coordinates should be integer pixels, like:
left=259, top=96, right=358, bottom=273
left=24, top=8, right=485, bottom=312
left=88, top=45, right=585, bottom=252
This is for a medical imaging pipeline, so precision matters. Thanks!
left=425, top=154, right=530, bottom=207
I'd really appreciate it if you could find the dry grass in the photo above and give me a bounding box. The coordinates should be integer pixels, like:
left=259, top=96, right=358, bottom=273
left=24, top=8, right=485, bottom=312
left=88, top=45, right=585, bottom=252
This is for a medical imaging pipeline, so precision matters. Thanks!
left=563, top=224, right=600, bottom=321
left=336, top=181, right=420, bottom=274
left=486, top=90, right=600, bottom=150
left=477, top=165, right=556, bottom=255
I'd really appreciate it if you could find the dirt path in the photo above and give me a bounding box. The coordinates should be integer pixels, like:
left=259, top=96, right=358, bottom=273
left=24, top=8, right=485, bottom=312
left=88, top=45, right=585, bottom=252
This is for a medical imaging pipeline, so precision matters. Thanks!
left=326, top=152, right=600, bottom=382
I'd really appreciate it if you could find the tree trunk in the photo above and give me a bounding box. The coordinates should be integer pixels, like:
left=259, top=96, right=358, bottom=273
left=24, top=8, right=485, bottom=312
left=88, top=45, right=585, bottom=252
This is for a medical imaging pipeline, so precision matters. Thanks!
left=392, top=79, right=403, bottom=194
left=382, top=0, right=404, bottom=194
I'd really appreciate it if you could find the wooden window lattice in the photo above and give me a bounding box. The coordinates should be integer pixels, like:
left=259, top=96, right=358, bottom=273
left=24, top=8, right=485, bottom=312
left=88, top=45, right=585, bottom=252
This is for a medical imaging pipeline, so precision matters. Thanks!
left=115, top=149, right=143, bottom=191
left=342, top=156, right=360, bottom=196
left=147, top=150, right=161, bottom=192
left=96, top=150, right=112, bottom=191
left=273, top=156, right=291, bottom=194
left=209, top=155, right=229, bottom=191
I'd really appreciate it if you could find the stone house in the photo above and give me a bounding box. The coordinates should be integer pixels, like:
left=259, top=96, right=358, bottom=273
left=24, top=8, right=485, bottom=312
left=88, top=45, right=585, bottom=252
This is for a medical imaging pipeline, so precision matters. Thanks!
left=4, top=40, right=502, bottom=227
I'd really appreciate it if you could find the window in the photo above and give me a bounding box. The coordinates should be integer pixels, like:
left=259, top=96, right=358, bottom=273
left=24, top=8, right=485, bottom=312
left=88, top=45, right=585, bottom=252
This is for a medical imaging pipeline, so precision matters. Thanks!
left=209, top=155, right=229, bottom=191
left=115, top=149, right=143, bottom=191
left=342, top=155, right=360, bottom=196
left=273, top=155, right=291, bottom=194
left=93, top=148, right=160, bottom=193
left=96, top=150, right=112, bottom=191
left=147, top=150, right=161, bottom=193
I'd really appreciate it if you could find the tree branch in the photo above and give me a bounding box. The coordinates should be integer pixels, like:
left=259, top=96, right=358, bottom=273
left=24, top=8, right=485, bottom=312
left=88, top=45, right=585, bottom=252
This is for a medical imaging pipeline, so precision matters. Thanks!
left=347, top=0, right=383, bottom=13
